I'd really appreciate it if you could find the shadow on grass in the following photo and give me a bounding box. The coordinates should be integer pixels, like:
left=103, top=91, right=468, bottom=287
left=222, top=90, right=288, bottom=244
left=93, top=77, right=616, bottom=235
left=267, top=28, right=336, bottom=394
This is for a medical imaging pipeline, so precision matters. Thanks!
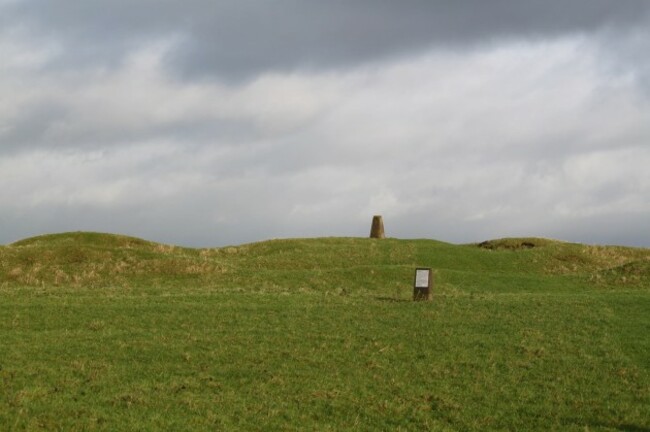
left=374, top=296, right=411, bottom=303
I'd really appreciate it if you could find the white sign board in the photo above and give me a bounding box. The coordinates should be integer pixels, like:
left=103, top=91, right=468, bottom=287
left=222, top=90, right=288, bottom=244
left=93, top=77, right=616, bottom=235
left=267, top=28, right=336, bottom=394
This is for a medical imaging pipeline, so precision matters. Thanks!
left=415, top=269, right=430, bottom=288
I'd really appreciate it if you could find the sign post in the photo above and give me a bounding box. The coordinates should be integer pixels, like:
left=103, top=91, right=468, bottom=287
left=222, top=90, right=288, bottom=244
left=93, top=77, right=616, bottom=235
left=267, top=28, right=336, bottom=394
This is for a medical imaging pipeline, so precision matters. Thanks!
left=413, top=268, right=433, bottom=301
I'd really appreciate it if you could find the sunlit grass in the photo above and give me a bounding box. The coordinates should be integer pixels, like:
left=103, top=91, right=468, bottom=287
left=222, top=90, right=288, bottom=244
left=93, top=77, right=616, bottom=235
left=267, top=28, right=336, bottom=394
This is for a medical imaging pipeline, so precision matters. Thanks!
left=1, top=233, right=649, bottom=430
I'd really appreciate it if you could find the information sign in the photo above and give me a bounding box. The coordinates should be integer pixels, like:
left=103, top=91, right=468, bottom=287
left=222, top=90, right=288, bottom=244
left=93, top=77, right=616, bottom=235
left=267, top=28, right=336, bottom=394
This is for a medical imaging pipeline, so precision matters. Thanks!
left=413, top=268, right=433, bottom=301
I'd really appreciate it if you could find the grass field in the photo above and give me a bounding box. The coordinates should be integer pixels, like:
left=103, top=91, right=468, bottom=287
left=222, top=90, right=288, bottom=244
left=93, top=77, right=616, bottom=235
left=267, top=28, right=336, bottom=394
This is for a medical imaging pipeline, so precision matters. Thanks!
left=1, top=232, right=649, bottom=431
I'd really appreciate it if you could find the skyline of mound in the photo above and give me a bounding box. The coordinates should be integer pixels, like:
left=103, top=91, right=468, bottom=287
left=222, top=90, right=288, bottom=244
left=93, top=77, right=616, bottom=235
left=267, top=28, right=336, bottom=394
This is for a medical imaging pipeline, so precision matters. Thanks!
left=1, top=231, right=648, bottom=292
left=5, top=230, right=650, bottom=251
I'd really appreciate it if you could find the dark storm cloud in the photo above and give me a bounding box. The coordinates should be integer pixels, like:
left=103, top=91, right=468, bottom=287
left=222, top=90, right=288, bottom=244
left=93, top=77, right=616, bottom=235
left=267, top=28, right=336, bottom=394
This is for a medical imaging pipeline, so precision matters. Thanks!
left=7, top=0, right=650, bottom=78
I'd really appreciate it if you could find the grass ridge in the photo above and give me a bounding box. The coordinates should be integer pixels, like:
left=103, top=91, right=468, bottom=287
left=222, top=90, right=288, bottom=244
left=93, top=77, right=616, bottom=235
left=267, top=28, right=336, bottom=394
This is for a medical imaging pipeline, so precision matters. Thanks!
left=1, top=231, right=649, bottom=291
left=1, top=232, right=649, bottom=430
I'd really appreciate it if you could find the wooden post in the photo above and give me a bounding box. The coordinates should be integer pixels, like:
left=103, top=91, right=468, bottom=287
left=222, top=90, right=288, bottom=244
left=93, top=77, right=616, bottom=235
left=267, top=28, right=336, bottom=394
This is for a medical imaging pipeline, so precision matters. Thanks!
left=369, top=215, right=385, bottom=239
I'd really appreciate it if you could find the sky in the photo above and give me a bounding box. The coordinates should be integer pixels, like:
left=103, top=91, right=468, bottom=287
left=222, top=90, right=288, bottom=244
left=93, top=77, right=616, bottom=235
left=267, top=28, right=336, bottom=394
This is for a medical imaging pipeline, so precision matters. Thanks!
left=1, top=1, right=650, bottom=248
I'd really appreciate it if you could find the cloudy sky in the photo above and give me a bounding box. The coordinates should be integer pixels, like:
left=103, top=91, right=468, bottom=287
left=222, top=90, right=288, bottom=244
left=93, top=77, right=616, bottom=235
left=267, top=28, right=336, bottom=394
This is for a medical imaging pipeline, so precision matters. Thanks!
left=1, top=1, right=649, bottom=248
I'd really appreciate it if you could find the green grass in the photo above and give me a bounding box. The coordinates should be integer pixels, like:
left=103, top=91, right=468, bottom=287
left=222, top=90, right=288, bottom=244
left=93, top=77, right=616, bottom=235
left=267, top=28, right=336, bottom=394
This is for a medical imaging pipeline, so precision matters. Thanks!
left=1, top=232, right=649, bottom=431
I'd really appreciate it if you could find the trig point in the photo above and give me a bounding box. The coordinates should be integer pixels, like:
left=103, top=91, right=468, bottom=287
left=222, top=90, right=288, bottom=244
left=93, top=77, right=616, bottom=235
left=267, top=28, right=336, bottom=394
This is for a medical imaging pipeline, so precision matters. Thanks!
left=369, top=215, right=385, bottom=239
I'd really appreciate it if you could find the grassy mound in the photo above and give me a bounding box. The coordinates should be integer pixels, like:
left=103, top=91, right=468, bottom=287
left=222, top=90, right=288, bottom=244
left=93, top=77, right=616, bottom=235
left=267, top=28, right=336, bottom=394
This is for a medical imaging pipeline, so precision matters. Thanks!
left=1, top=232, right=649, bottom=430
left=1, top=232, right=204, bottom=288
left=595, top=260, right=650, bottom=285
left=2, top=231, right=648, bottom=292
left=9, top=231, right=154, bottom=248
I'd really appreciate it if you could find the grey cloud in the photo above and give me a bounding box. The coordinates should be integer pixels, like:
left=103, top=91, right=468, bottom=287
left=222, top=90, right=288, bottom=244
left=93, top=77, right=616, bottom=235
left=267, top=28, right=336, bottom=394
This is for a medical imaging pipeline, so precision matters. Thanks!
left=595, top=27, right=650, bottom=93
left=546, top=212, right=650, bottom=248
left=2, top=2, right=650, bottom=248
left=7, top=0, right=650, bottom=78
left=0, top=103, right=69, bottom=153
left=0, top=110, right=259, bottom=156
left=2, top=136, right=649, bottom=248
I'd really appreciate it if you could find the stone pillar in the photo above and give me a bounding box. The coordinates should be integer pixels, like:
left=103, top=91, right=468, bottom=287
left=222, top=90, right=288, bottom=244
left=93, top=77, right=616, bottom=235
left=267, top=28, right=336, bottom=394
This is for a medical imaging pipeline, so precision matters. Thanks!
left=369, top=215, right=385, bottom=239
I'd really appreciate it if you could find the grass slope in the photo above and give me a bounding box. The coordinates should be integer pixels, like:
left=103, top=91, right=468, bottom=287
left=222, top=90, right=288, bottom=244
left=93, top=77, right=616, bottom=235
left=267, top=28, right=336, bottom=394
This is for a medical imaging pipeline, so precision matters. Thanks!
left=1, top=232, right=649, bottom=431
